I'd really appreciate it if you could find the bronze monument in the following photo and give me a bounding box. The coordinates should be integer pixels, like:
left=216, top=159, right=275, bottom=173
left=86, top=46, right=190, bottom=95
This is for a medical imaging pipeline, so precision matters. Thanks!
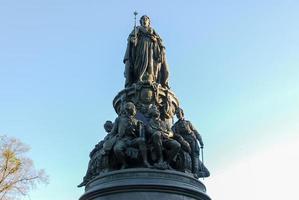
left=79, top=13, right=211, bottom=200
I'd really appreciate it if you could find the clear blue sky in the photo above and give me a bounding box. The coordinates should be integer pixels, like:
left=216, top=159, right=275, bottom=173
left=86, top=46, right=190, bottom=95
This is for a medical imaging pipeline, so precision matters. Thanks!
left=1, top=1, right=299, bottom=199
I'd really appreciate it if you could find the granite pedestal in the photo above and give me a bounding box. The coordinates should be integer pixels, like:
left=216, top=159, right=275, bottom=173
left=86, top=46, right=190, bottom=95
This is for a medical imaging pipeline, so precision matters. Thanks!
left=79, top=168, right=211, bottom=200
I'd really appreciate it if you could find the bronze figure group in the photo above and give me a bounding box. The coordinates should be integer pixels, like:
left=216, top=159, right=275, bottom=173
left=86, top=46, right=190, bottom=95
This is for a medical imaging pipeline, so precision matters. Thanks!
left=79, top=15, right=209, bottom=188
left=79, top=102, right=209, bottom=187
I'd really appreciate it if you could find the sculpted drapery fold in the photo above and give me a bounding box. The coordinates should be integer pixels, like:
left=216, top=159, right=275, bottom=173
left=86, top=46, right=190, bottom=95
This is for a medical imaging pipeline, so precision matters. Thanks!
left=124, top=15, right=169, bottom=88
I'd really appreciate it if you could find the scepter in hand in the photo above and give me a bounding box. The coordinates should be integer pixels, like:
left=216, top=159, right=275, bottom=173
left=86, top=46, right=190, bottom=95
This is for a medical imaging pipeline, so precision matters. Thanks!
left=133, top=11, right=138, bottom=46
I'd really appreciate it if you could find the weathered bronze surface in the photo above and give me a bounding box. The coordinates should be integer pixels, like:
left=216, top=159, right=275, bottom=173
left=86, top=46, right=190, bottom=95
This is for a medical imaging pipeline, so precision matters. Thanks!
left=79, top=15, right=209, bottom=188
left=124, top=15, right=169, bottom=88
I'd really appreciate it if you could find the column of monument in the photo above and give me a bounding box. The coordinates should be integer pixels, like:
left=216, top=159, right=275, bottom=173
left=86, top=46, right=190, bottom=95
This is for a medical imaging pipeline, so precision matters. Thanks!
left=78, top=14, right=211, bottom=200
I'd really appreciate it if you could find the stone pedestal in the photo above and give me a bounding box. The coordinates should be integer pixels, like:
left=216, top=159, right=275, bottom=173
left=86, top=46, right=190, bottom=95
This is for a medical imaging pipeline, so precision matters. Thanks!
left=79, top=168, right=211, bottom=200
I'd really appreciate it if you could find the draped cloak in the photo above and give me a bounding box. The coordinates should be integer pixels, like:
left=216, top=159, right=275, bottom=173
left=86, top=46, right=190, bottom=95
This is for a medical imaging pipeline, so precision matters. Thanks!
left=124, top=26, right=169, bottom=87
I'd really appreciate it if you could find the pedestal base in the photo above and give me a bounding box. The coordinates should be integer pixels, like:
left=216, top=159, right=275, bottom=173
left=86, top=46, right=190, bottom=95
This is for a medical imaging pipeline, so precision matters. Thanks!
left=79, top=168, right=211, bottom=200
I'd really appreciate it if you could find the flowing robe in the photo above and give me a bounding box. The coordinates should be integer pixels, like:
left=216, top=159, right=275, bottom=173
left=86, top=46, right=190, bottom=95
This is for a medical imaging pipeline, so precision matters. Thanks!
left=124, top=26, right=169, bottom=87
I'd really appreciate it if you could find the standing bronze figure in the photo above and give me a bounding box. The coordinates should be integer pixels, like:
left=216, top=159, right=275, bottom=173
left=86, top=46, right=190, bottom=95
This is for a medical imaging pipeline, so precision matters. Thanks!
left=124, top=15, right=169, bottom=88
left=172, top=108, right=205, bottom=178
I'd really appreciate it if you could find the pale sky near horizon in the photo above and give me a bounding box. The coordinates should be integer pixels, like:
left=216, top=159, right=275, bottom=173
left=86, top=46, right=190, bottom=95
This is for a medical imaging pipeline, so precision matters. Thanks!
left=0, top=1, right=299, bottom=199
